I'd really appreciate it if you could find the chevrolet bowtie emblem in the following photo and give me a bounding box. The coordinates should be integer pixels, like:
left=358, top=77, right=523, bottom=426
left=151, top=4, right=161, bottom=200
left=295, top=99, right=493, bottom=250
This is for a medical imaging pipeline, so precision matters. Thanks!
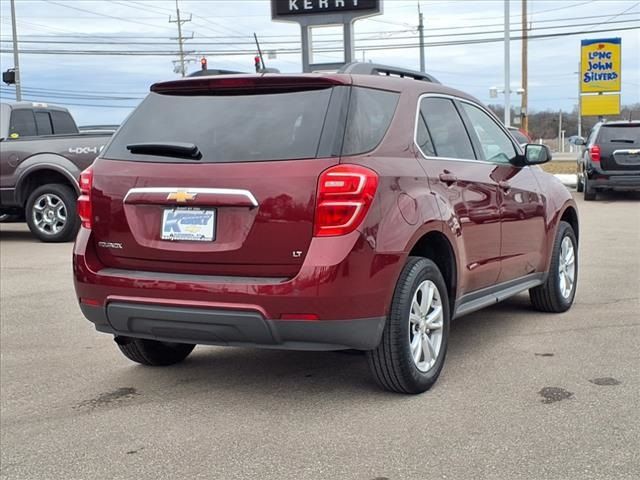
left=167, top=190, right=197, bottom=203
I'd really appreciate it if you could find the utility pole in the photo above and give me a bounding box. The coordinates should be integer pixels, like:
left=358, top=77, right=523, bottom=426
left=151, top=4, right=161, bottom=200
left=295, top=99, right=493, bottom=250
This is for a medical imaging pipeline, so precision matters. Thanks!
left=10, top=0, right=21, bottom=101
left=521, top=0, right=528, bottom=132
left=558, top=110, right=563, bottom=152
left=418, top=3, right=425, bottom=72
left=577, top=62, right=582, bottom=138
left=504, top=0, right=511, bottom=127
left=169, top=0, right=192, bottom=77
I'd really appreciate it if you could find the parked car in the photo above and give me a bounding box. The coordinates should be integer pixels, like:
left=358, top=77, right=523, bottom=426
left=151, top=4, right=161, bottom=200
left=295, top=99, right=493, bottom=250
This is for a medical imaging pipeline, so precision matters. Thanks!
left=73, top=63, right=579, bottom=394
left=575, top=120, right=640, bottom=200
left=507, top=126, right=532, bottom=148
left=0, top=102, right=113, bottom=241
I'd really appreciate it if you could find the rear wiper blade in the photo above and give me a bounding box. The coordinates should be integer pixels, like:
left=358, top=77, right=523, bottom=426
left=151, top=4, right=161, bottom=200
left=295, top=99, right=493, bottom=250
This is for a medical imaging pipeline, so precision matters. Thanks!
left=609, top=139, right=635, bottom=143
left=126, top=142, right=202, bottom=159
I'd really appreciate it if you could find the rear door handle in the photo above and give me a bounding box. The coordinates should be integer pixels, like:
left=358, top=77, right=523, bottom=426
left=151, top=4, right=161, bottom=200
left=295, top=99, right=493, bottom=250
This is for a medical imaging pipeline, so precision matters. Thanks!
left=498, top=181, right=511, bottom=192
left=439, top=172, right=458, bottom=186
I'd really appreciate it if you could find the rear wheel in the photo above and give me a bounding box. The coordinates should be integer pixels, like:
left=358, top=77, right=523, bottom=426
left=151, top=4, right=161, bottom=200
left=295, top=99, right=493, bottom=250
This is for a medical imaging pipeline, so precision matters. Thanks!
left=530, top=221, right=577, bottom=313
left=583, top=175, right=596, bottom=201
left=367, top=257, right=450, bottom=394
left=25, top=184, right=80, bottom=242
left=116, top=338, right=195, bottom=366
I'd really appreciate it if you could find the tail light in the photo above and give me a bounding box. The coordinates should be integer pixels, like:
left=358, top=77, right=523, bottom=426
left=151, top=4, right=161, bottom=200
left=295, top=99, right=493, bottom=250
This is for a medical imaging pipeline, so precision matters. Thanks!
left=77, top=166, right=93, bottom=229
left=314, top=164, right=378, bottom=237
left=590, top=145, right=601, bottom=162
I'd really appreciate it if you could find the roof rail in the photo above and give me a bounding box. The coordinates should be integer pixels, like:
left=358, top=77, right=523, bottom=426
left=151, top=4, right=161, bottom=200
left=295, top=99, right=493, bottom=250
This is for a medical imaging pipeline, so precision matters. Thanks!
left=338, top=62, right=440, bottom=84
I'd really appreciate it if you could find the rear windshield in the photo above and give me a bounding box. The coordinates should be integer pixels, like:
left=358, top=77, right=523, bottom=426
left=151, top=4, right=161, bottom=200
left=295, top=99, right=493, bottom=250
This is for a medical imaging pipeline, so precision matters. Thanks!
left=104, top=89, right=333, bottom=163
left=103, top=86, right=399, bottom=163
left=598, top=125, right=640, bottom=145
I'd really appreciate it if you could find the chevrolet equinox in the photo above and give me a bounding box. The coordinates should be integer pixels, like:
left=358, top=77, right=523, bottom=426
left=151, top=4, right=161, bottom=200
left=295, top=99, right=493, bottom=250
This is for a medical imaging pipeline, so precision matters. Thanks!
left=74, top=64, right=579, bottom=394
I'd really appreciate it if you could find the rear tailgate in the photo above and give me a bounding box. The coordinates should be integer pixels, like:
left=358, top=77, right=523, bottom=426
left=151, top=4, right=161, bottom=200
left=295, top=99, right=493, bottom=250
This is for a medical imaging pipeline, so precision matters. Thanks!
left=597, top=124, right=640, bottom=171
left=90, top=76, right=350, bottom=278
left=91, top=157, right=336, bottom=277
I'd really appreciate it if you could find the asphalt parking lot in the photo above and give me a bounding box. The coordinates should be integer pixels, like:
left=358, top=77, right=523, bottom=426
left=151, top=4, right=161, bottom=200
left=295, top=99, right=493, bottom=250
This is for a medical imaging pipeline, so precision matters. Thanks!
left=1, top=191, right=638, bottom=480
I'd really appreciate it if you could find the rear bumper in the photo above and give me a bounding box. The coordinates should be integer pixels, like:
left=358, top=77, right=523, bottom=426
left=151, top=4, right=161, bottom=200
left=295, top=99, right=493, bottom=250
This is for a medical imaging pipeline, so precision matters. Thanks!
left=81, top=302, right=385, bottom=351
left=587, top=170, right=640, bottom=190
left=74, top=227, right=403, bottom=350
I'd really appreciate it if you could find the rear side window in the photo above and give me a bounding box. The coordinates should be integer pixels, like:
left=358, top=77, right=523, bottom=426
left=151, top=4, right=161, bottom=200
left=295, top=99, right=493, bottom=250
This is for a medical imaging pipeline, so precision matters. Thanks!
left=598, top=125, right=640, bottom=145
left=419, top=97, right=475, bottom=160
left=35, top=111, right=53, bottom=136
left=105, top=89, right=333, bottom=162
left=342, top=88, right=399, bottom=156
left=50, top=111, right=77, bottom=134
left=9, top=109, right=37, bottom=138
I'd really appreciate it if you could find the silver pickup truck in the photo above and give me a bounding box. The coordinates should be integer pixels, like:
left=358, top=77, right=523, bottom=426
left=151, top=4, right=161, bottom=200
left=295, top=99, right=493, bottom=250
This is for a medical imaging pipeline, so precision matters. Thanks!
left=0, top=102, right=114, bottom=241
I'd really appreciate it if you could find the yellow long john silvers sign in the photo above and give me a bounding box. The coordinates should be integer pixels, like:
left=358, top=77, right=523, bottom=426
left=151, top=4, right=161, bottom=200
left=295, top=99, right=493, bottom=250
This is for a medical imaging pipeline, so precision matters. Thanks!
left=580, top=38, right=621, bottom=93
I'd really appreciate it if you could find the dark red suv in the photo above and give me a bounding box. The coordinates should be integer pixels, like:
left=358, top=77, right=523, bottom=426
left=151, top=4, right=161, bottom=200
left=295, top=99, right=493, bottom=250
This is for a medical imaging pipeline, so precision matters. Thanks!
left=74, top=64, right=579, bottom=394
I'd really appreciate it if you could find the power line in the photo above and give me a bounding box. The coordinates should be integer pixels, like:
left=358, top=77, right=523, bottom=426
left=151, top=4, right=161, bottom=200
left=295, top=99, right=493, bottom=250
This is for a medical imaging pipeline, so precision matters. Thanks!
left=3, top=24, right=637, bottom=56
left=0, top=87, right=143, bottom=101
left=42, top=0, right=175, bottom=32
left=3, top=17, right=638, bottom=46
left=0, top=93, right=138, bottom=108
left=3, top=12, right=637, bottom=41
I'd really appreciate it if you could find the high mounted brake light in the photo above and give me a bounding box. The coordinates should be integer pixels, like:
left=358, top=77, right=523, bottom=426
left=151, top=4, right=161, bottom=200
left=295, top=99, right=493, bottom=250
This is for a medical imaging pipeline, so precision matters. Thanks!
left=314, top=164, right=379, bottom=237
left=150, top=75, right=349, bottom=95
left=77, top=166, right=93, bottom=229
left=590, top=144, right=601, bottom=162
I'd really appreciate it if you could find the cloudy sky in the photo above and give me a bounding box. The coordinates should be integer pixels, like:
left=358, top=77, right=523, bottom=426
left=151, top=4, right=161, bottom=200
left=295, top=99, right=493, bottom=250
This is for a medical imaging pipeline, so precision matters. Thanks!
left=1, top=0, right=638, bottom=125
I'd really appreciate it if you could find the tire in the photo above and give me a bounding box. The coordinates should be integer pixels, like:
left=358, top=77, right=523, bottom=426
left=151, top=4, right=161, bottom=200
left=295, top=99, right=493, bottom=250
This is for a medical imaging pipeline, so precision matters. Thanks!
left=367, top=257, right=450, bottom=394
left=583, top=175, right=596, bottom=201
left=576, top=171, right=584, bottom=192
left=116, top=338, right=195, bottom=366
left=529, top=221, right=578, bottom=313
left=25, top=184, right=80, bottom=242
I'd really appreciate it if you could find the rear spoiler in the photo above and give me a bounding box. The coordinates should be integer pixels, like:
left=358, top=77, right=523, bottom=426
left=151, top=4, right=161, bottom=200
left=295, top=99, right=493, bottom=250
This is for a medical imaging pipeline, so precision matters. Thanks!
left=151, top=75, right=351, bottom=95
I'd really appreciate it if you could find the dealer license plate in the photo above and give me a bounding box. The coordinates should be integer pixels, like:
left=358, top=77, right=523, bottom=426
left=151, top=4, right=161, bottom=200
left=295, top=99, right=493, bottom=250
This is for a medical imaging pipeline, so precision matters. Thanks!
left=161, top=208, right=216, bottom=242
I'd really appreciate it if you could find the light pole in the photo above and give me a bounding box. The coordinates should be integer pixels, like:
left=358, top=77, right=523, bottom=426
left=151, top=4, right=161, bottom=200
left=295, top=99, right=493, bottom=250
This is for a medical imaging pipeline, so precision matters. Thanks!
left=504, top=0, right=511, bottom=127
left=10, top=0, right=21, bottom=101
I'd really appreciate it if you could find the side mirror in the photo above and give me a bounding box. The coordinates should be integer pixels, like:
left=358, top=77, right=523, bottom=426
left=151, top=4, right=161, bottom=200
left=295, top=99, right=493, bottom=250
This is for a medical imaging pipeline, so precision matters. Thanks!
left=515, top=144, right=552, bottom=166
left=573, top=137, right=586, bottom=146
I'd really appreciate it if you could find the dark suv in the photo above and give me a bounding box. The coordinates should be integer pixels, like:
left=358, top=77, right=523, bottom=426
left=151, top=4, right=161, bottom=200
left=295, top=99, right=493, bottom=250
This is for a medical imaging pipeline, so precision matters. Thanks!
left=74, top=64, right=579, bottom=394
left=576, top=120, right=640, bottom=200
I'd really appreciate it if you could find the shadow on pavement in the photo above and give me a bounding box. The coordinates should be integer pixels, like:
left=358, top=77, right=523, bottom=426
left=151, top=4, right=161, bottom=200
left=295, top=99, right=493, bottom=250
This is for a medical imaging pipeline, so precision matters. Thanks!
left=589, top=190, right=640, bottom=202
left=100, top=295, right=535, bottom=399
left=0, top=227, right=37, bottom=242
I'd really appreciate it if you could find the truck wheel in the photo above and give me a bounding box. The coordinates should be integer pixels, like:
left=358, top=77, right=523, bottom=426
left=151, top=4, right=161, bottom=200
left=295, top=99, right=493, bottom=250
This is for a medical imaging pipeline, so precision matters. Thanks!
left=529, top=221, right=578, bottom=313
left=116, top=337, right=195, bottom=366
left=583, top=176, right=596, bottom=201
left=25, top=184, right=80, bottom=242
left=367, top=257, right=450, bottom=394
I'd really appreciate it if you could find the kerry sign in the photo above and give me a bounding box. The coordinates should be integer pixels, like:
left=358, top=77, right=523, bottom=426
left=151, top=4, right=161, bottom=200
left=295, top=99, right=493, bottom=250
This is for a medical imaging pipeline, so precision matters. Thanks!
left=272, top=0, right=380, bottom=18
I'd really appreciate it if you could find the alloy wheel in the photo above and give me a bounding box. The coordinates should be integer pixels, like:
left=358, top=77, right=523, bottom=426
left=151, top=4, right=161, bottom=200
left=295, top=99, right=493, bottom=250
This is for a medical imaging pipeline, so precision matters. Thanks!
left=558, top=236, right=576, bottom=299
left=32, top=193, right=67, bottom=236
left=409, top=280, right=444, bottom=372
